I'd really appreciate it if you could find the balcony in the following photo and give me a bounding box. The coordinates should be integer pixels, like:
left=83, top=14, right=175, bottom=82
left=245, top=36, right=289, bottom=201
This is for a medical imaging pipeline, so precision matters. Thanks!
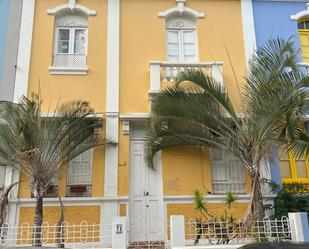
left=49, top=54, right=88, bottom=75
left=149, top=61, right=224, bottom=93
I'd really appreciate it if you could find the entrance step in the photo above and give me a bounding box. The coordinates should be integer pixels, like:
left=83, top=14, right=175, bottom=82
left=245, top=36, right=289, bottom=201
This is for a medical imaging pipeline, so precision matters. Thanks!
left=128, top=241, right=166, bottom=249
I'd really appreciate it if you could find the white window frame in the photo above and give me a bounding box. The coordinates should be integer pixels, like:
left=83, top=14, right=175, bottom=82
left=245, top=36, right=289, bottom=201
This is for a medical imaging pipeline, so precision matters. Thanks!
left=166, top=28, right=198, bottom=62
left=50, top=13, right=89, bottom=75
left=67, top=149, right=93, bottom=186
left=210, top=149, right=246, bottom=194
left=54, top=27, right=88, bottom=56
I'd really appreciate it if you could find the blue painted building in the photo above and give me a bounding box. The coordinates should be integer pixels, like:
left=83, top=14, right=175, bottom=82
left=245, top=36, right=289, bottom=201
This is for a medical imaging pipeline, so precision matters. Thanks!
left=251, top=0, right=309, bottom=187
left=0, top=0, right=23, bottom=101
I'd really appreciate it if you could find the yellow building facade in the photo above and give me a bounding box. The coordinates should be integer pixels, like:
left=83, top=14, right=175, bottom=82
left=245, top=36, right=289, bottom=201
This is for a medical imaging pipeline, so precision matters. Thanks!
left=8, top=0, right=265, bottom=243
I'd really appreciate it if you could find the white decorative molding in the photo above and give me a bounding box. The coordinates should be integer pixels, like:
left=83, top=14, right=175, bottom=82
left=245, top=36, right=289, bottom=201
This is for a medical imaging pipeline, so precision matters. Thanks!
left=104, top=0, right=120, bottom=198
left=49, top=66, right=88, bottom=75
left=290, top=3, right=309, bottom=21
left=241, top=0, right=257, bottom=66
left=120, top=113, right=150, bottom=121
left=122, top=121, right=130, bottom=135
left=13, top=0, right=36, bottom=103
left=56, top=14, right=88, bottom=27
left=159, top=0, right=204, bottom=19
left=47, top=0, right=96, bottom=16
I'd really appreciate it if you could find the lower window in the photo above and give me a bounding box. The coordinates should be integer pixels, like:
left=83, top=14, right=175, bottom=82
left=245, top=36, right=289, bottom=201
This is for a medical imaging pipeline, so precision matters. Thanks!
left=66, top=149, right=92, bottom=197
left=210, top=149, right=246, bottom=194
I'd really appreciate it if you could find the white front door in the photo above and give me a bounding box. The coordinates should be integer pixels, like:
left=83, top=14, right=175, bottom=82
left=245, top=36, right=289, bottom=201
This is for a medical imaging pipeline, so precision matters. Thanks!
left=129, top=138, right=164, bottom=242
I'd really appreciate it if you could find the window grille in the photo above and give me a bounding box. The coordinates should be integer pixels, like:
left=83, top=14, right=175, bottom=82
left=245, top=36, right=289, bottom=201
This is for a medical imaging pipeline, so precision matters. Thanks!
left=210, top=149, right=246, bottom=194
left=67, top=150, right=92, bottom=186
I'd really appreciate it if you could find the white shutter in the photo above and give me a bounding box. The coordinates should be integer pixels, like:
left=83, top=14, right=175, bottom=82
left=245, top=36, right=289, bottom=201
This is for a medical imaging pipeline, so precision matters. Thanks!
left=167, top=31, right=180, bottom=62
left=210, top=149, right=245, bottom=194
left=68, top=150, right=92, bottom=185
left=210, top=149, right=227, bottom=194
left=183, top=31, right=196, bottom=62
left=0, top=166, right=5, bottom=188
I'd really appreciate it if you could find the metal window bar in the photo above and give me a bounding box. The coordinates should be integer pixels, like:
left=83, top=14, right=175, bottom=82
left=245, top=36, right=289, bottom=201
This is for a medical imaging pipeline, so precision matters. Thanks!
left=185, top=216, right=291, bottom=246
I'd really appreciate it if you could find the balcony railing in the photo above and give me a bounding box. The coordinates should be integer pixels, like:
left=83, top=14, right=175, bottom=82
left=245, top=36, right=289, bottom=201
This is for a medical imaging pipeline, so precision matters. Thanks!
left=49, top=54, right=88, bottom=74
left=149, top=61, right=224, bottom=92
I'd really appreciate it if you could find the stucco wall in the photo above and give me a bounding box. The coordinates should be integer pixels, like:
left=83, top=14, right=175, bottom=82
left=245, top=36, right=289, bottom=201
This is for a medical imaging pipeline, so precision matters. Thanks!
left=253, top=0, right=304, bottom=56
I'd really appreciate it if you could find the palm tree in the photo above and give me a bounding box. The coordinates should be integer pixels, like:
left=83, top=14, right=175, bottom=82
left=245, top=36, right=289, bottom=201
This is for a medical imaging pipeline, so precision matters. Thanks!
left=0, top=93, right=110, bottom=246
left=146, top=38, right=309, bottom=221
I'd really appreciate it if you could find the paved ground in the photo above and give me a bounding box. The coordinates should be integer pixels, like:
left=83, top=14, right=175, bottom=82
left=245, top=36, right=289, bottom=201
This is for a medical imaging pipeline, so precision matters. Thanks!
left=241, top=242, right=309, bottom=249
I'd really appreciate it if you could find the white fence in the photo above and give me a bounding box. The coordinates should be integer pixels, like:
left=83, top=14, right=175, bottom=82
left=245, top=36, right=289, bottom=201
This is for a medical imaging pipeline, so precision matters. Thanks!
left=0, top=213, right=308, bottom=248
left=185, top=217, right=291, bottom=246
left=0, top=221, right=112, bottom=248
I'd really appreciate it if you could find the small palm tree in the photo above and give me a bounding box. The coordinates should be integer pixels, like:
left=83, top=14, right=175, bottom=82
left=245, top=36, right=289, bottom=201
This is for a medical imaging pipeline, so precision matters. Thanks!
left=146, top=38, right=309, bottom=221
left=0, top=93, right=110, bottom=246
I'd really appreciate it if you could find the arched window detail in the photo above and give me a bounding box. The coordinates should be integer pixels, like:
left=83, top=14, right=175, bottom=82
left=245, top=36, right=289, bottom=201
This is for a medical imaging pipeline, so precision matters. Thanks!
left=166, top=15, right=197, bottom=62
left=50, top=13, right=88, bottom=74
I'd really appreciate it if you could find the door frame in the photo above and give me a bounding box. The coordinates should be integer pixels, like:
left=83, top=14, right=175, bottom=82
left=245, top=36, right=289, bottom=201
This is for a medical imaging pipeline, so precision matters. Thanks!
left=128, top=122, right=165, bottom=242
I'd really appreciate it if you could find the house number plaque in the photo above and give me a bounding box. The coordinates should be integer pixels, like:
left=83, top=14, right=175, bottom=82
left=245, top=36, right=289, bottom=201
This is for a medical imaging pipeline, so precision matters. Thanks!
left=116, top=224, right=123, bottom=234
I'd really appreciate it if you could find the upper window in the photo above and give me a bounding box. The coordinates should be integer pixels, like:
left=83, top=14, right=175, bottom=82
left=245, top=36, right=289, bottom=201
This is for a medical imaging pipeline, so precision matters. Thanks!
left=297, top=20, right=309, bottom=63
left=210, top=149, right=246, bottom=194
left=166, top=15, right=197, bottom=62
left=50, top=13, right=88, bottom=74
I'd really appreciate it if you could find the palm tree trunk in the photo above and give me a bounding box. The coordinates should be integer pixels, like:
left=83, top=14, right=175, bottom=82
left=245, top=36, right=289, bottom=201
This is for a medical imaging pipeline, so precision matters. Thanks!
left=251, top=175, right=264, bottom=220
left=243, top=173, right=265, bottom=223
left=33, top=195, right=43, bottom=246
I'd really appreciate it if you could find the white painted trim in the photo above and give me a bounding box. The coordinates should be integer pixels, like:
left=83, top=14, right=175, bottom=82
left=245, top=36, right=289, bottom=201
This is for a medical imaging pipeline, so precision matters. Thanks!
left=10, top=196, right=129, bottom=207
left=241, top=0, right=257, bottom=66
left=291, top=3, right=309, bottom=21
left=104, top=0, right=120, bottom=197
left=120, top=113, right=150, bottom=121
left=149, top=61, right=224, bottom=67
left=9, top=193, right=276, bottom=206
left=4, top=167, right=13, bottom=190
left=159, top=8, right=204, bottom=19
left=47, top=3, right=96, bottom=16
left=13, top=0, right=36, bottom=103
left=40, top=112, right=104, bottom=118
left=49, top=67, right=88, bottom=75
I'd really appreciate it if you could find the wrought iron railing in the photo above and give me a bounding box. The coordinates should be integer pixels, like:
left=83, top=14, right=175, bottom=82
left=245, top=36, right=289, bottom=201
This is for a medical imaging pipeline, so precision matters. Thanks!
left=185, top=216, right=291, bottom=246
left=0, top=221, right=112, bottom=247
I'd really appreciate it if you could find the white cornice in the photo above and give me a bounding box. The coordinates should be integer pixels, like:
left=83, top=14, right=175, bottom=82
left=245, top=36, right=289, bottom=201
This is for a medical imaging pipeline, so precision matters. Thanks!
left=47, top=0, right=96, bottom=16
left=120, top=113, right=150, bottom=121
left=241, top=0, right=257, bottom=67
left=290, top=3, right=309, bottom=21
left=159, top=0, right=204, bottom=19
left=14, top=0, right=36, bottom=103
